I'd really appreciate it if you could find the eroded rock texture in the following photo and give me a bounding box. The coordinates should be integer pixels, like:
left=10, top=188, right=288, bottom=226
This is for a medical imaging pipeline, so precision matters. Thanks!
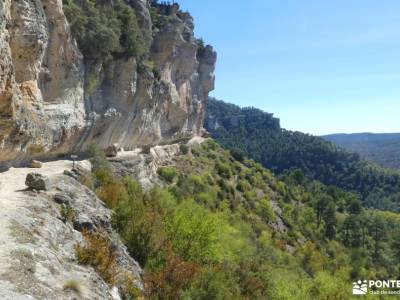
left=0, top=160, right=142, bottom=299
left=0, top=0, right=216, bottom=164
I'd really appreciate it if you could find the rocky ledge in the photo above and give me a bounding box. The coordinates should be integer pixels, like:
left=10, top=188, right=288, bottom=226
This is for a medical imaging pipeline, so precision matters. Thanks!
left=0, top=160, right=142, bottom=299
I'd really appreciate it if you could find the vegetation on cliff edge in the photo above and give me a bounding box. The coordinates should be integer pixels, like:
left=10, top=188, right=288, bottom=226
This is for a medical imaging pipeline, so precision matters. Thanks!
left=63, top=0, right=149, bottom=62
left=84, top=141, right=400, bottom=299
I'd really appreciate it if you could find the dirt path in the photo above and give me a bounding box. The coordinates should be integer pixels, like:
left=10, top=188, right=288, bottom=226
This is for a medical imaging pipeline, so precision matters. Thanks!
left=0, top=159, right=89, bottom=254
left=0, top=159, right=90, bottom=299
left=0, top=160, right=77, bottom=197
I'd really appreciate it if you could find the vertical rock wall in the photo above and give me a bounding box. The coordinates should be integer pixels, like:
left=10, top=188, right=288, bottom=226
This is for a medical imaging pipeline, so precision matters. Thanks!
left=0, top=0, right=216, bottom=164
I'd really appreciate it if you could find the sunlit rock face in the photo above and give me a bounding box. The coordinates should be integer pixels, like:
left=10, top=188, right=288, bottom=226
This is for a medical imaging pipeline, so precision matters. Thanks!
left=0, top=0, right=216, bottom=164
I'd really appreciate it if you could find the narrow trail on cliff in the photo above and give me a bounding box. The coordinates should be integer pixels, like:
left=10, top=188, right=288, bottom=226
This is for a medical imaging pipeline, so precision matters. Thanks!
left=0, top=159, right=96, bottom=298
left=0, top=163, right=81, bottom=259
left=0, top=160, right=79, bottom=257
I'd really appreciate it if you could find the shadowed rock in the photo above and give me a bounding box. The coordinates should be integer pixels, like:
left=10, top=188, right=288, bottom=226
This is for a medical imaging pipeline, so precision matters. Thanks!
left=105, top=144, right=118, bottom=157
left=73, top=214, right=94, bottom=232
left=54, top=193, right=72, bottom=205
left=25, top=173, right=50, bottom=191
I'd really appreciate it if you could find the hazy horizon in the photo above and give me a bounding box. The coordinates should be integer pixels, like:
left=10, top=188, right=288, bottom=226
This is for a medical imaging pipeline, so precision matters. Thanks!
left=178, top=0, right=400, bottom=135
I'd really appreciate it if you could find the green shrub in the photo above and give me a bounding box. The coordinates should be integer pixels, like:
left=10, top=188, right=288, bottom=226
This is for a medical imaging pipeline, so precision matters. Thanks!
left=196, top=190, right=219, bottom=210
left=180, top=144, right=189, bottom=155
left=96, top=178, right=129, bottom=209
left=123, top=176, right=144, bottom=199
left=249, top=172, right=265, bottom=189
left=216, top=162, right=232, bottom=179
left=86, top=143, right=109, bottom=172
left=230, top=148, right=245, bottom=162
left=121, top=273, right=142, bottom=299
left=236, top=180, right=251, bottom=192
left=196, top=38, right=206, bottom=59
left=244, top=190, right=258, bottom=203
left=165, top=201, right=220, bottom=263
left=113, top=190, right=164, bottom=266
left=176, top=175, right=208, bottom=197
left=191, top=147, right=200, bottom=157
left=183, top=266, right=241, bottom=300
left=203, top=139, right=218, bottom=151
left=86, top=72, right=99, bottom=95
left=207, top=152, right=217, bottom=160
left=60, top=204, right=76, bottom=223
left=158, top=167, right=178, bottom=183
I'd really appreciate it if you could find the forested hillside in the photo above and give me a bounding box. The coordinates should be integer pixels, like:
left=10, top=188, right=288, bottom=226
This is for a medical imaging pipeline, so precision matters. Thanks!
left=324, top=133, right=400, bottom=170
left=205, top=98, right=400, bottom=212
left=83, top=140, right=400, bottom=299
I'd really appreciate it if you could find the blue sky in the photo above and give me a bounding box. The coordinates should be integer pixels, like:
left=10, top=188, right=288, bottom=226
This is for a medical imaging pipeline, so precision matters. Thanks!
left=177, top=0, right=400, bottom=135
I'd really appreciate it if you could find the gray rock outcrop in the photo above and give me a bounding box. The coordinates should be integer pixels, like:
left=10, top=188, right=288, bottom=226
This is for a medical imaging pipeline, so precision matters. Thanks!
left=25, top=172, right=51, bottom=190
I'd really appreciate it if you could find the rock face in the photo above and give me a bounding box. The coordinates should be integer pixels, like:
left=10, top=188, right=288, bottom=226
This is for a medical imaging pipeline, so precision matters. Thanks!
left=0, top=0, right=85, bottom=163
left=0, top=0, right=216, bottom=164
left=109, top=138, right=204, bottom=189
left=25, top=173, right=51, bottom=190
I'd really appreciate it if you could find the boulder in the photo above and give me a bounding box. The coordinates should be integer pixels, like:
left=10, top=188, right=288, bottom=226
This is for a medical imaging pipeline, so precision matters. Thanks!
left=63, top=170, right=77, bottom=180
left=63, top=165, right=86, bottom=180
left=105, top=144, right=118, bottom=157
left=30, top=160, right=42, bottom=168
left=54, top=193, right=72, bottom=205
left=25, top=173, right=51, bottom=191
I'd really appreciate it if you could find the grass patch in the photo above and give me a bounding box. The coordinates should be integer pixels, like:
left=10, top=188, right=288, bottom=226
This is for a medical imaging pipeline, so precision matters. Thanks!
left=180, top=144, right=189, bottom=155
left=63, top=279, right=81, bottom=294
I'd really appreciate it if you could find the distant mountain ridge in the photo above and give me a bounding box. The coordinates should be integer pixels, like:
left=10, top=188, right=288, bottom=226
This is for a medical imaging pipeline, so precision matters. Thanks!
left=323, top=133, right=400, bottom=169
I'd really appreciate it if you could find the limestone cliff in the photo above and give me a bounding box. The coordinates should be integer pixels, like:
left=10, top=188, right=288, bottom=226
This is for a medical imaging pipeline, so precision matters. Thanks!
left=0, top=0, right=216, bottom=164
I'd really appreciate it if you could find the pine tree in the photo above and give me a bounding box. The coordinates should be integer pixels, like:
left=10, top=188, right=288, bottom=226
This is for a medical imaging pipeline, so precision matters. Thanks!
left=323, top=202, right=337, bottom=240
